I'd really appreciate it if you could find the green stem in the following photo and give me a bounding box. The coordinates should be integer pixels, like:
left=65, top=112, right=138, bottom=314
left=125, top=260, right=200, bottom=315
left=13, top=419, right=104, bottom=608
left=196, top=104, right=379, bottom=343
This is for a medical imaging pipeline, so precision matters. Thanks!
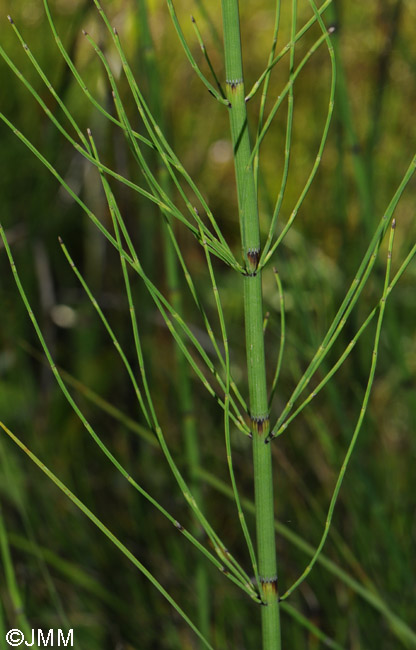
left=221, top=2, right=281, bottom=648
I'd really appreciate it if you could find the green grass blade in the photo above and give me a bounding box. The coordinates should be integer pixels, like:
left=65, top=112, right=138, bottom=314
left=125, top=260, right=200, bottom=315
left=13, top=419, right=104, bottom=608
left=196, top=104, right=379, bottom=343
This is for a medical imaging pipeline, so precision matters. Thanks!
left=280, top=602, right=344, bottom=649
left=325, top=4, right=373, bottom=231
left=0, top=437, right=73, bottom=639
left=0, top=503, right=35, bottom=644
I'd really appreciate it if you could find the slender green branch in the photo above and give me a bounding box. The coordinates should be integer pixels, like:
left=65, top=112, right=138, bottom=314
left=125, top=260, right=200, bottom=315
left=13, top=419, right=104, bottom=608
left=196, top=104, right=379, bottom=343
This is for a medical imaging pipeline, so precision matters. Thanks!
left=42, top=0, right=239, bottom=266
left=3, top=12, right=236, bottom=268
left=0, top=111, right=135, bottom=263
left=245, top=0, right=333, bottom=101
left=199, top=225, right=260, bottom=590
left=268, top=153, right=416, bottom=440
left=260, top=0, right=297, bottom=268
left=254, top=0, right=281, bottom=193
left=164, top=217, right=249, bottom=415
left=40, top=0, right=161, bottom=151
left=260, top=12, right=336, bottom=268
left=199, top=468, right=416, bottom=646
left=83, top=140, right=254, bottom=586
left=280, top=219, right=396, bottom=600
left=106, top=204, right=249, bottom=430
left=91, top=3, right=238, bottom=265
left=165, top=0, right=230, bottom=105
left=270, top=234, right=416, bottom=438
left=0, top=421, right=215, bottom=650
left=0, top=224, right=255, bottom=597
left=268, top=269, right=286, bottom=406
left=7, top=15, right=90, bottom=152
left=138, top=2, right=212, bottom=636
left=2, top=228, right=232, bottom=587
left=191, top=15, right=226, bottom=99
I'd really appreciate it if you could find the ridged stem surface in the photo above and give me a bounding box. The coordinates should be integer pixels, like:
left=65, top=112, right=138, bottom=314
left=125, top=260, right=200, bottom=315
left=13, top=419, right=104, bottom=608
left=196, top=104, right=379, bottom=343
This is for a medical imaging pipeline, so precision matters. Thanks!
left=221, top=1, right=281, bottom=648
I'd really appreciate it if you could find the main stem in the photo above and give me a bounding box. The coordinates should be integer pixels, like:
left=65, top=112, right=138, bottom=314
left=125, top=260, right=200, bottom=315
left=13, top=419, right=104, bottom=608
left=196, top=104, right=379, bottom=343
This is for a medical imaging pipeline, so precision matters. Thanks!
left=221, top=2, right=281, bottom=648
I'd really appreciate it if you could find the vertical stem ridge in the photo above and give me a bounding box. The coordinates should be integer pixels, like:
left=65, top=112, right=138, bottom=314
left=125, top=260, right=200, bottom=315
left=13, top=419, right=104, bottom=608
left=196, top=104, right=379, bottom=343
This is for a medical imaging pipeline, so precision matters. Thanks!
left=221, top=1, right=281, bottom=648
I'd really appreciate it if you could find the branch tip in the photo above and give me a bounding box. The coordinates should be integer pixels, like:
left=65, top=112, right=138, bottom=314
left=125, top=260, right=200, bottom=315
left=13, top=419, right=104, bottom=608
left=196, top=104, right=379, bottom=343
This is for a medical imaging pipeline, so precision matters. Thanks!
left=7, top=15, right=13, bottom=24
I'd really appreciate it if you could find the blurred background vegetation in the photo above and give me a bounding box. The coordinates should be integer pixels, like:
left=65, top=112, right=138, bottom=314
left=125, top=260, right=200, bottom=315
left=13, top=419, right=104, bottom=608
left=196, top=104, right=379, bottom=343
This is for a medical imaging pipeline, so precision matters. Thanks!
left=0, top=0, right=415, bottom=648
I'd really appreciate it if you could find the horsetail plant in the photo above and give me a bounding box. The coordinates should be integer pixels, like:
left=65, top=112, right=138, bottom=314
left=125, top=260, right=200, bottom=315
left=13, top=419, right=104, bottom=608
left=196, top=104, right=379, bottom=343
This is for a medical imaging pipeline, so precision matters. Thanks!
left=1, top=1, right=415, bottom=648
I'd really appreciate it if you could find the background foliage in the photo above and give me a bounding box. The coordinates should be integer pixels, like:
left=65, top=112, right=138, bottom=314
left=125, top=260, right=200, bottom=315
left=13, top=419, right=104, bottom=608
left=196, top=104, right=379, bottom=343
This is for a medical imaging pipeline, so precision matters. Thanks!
left=0, top=0, right=415, bottom=648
